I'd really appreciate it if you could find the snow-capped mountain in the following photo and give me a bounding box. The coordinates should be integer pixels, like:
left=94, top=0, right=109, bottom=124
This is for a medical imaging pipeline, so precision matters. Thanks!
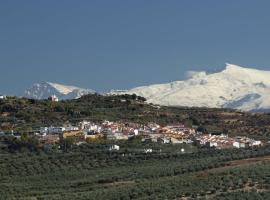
left=21, top=64, right=270, bottom=111
left=111, top=64, right=270, bottom=112
left=24, top=82, right=95, bottom=100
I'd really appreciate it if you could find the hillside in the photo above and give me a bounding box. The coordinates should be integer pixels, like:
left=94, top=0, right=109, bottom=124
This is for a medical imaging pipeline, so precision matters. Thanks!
left=1, top=94, right=270, bottom=141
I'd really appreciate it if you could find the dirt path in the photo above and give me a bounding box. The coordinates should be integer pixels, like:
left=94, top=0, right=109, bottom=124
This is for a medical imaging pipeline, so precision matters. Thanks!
left=104, top=180, right=135, bottom=187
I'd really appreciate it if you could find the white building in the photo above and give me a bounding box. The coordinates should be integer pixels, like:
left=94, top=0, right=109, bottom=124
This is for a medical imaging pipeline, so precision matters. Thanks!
left=48, top=95, right=59, bottom=102
left=233, top=141, right=246, bottom=148
left=42, top=127, right=65, bottom=134
left=114, top=133, right=128, bottom=140
left=79, top=120, right=91, bottom=130
left=210, top=142, right=218, bottom=148
left=250, top=140, right=262, bottom=147
left=50, top=127, right=65, bottom=134
left=144, top=149, right=153, bottom=153
left=148, top=123, right=160, bottom=131
left=160, top=137, right=171, bottom=144
left=64, top=125, right=79, bottom=132
left=134, top=129, right=139, bottom=136
left=109, top=145, right=120, bottom=151
left=0, top=95, right=6, bottom=100
left=183, top=139, right=193, bottom=144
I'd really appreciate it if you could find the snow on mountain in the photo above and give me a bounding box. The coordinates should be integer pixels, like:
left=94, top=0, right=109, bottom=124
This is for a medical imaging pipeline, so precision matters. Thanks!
left=111, top=64, right=270, bottom=111
left=24, top=82, right=95, bottom=100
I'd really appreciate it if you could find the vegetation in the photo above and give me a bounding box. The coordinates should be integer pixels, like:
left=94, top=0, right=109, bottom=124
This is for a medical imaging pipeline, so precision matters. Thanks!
left=0, top=140, right=270, bottom=199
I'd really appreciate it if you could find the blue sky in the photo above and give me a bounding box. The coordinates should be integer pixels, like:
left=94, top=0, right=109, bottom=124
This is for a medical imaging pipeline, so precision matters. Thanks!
left=1, top=0, right=270, bottom=94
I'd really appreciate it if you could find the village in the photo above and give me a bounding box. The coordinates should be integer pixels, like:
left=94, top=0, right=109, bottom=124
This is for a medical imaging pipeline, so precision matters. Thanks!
left=1, top=119, right=262, bottom=152
left=0, top=94, right=265, bottom=153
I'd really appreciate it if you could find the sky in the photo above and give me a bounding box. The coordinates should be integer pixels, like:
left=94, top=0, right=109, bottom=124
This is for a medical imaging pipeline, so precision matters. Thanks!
left=1, top=0, right=270, bottom=95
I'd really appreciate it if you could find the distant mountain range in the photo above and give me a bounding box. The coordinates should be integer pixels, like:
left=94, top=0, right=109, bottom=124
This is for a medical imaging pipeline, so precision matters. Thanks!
left=24, top=82, right=95, bottom=100
left=112, top=64, right=270, bottom=112
left=21, top=64, right=270, bottom=112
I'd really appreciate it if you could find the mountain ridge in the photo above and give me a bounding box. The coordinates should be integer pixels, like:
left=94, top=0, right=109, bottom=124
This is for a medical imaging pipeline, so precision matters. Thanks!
left=19, top=64, right=270, bottom=111
left=111, top=63, right=270, bottom=111
left=24, top=81, right=95, bottom=100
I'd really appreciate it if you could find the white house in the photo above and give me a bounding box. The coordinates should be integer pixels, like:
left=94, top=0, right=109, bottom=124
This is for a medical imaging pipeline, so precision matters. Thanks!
left=160, top=137, right=171, bottom=144
left=148, top=123, right=160, bottom=131
left=79, top=120, right=91, bottom=129
left=250, top=140, right=262, bottom=147
left=0, top=95, right=6, bottom=100
left=134, top=129, right=139, bottom=136
left=233, top=141, right=246, bottom=148
left=109, top=145, right=120, bottom=151
left=64, top=125, right=79, bottom=132
left=48, top=95, right=59, bottom=102
left=183, top=139, right=193, bottom=144
left=144, top=149, right=153, bottom=153
left=210, top=142, right=218, bottom=148
left=116, top=134, right=129, bottom=140
left=40, top=126, right=65, bottom=134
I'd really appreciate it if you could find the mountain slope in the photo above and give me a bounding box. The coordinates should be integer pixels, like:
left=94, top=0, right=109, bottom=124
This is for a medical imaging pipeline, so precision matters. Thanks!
left=111, top=64, right=270, bottom=111
left=24, top=82, right=95, bottom=100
